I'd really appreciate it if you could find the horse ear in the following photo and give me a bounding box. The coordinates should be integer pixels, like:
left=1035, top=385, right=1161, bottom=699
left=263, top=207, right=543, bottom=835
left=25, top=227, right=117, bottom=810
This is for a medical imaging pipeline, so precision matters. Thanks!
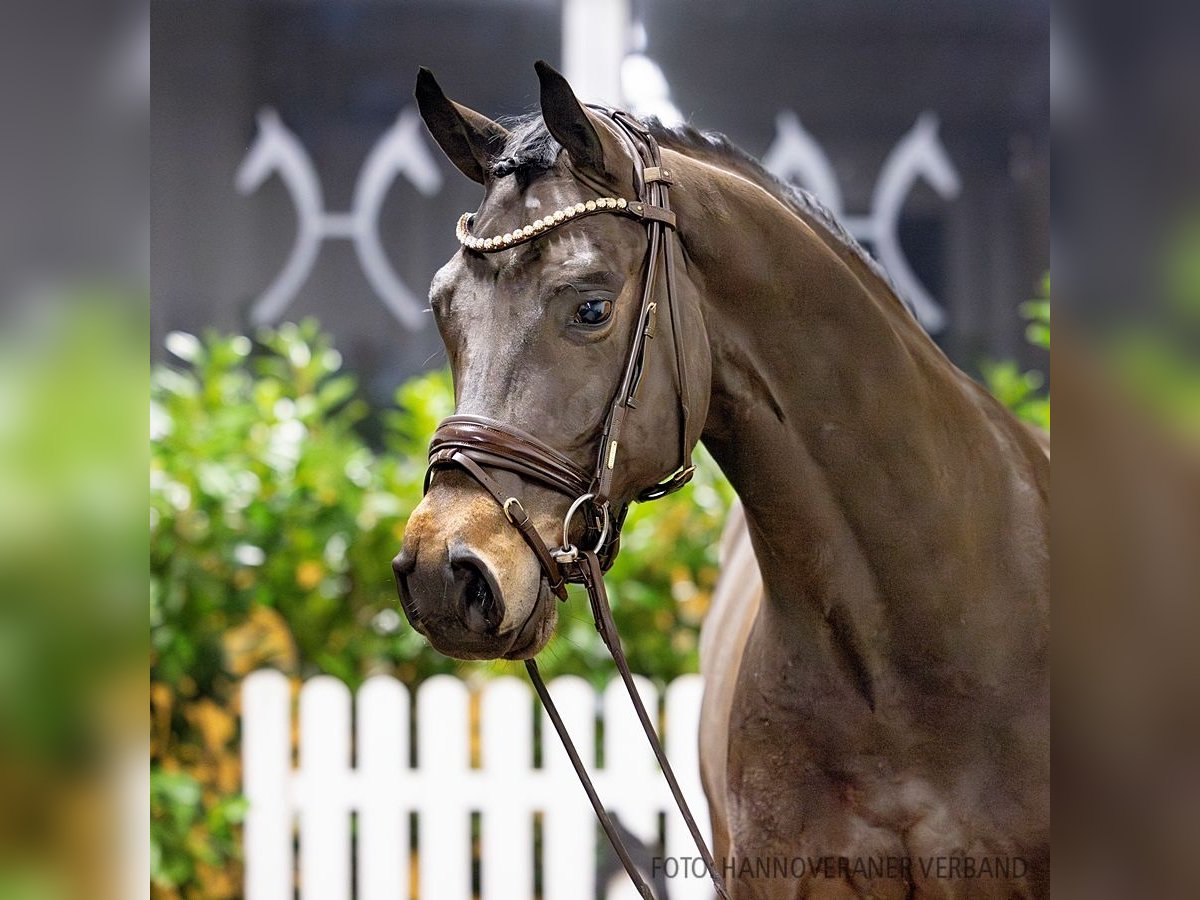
left=535, top=60, right=619, bottom=178
left=414, top=67, right=509, bottom=184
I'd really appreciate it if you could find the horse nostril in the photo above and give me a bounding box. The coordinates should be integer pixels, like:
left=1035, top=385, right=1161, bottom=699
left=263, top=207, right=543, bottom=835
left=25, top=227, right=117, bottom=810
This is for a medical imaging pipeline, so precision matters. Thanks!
left=455, top=559, right=504, bottom=633
left=467, top=570, right=494, bottom=613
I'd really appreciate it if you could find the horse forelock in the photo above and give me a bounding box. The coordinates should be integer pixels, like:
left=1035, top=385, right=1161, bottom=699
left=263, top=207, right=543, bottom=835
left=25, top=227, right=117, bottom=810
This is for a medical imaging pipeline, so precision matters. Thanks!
left=491, top=113, right=561, bottom=181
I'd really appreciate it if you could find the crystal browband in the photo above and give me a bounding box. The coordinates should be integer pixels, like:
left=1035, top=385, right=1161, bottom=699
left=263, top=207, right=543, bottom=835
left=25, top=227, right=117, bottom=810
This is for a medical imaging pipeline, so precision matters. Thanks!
left=456, top=195, right=675, bottom=253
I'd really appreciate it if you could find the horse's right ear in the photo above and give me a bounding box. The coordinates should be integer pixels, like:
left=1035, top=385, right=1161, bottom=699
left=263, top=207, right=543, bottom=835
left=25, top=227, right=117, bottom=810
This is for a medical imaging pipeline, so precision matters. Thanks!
left=414, top=68, right=509, bottom=184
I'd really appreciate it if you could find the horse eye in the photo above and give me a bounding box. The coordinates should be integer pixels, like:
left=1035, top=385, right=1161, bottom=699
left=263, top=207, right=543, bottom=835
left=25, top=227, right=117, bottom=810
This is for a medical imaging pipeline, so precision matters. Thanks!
left=574, top=297, right=613, bottom=326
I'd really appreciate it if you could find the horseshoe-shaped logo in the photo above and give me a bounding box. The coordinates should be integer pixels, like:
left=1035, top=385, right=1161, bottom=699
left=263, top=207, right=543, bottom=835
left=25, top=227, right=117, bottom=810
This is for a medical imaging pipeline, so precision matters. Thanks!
left=236, top=106, right=443, bottom=330
left=764, top=111, right=961, bottom=333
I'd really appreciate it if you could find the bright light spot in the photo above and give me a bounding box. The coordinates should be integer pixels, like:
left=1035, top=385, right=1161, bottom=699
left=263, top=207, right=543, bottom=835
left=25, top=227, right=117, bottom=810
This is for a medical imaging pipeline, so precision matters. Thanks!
left=234, top=544, right=265, bottom=567
left=621, top=54, right=684, bottom=127
left=372, top=608, right=402, bottom=635
left=164, top=482, right=190, bottom=511
left=164, top=331, right=201, bottom=363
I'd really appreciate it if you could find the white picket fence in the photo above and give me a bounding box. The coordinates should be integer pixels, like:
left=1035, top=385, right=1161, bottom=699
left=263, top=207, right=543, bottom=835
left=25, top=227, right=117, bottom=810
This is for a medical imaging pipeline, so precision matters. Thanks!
left=241, top=670, right=711, bottom=900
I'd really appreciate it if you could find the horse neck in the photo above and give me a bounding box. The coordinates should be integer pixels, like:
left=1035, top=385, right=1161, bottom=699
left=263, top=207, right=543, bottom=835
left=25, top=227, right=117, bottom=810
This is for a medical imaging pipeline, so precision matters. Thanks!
left=668, top=149, right=1039, bottom=623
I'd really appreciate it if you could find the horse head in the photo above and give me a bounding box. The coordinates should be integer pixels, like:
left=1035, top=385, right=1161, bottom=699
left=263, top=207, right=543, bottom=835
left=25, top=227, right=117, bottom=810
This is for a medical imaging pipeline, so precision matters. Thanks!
left=235, top=107, right=321, bottom=218
left=870, top=113, right=961, bottom=332
left=357, top=106, right=444, bottom=204
left=235, top=108, right=289, bottom=195
left=893, top=112, right=961, bottom=202
left=393, top=64, right=709, bottom=659
left=762, top=110, right=845, bottom=216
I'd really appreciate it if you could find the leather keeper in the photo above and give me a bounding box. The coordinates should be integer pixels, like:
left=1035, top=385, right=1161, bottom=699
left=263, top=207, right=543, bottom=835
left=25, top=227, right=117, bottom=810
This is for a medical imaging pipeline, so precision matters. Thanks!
left=628, top=204, right=676, bottom=230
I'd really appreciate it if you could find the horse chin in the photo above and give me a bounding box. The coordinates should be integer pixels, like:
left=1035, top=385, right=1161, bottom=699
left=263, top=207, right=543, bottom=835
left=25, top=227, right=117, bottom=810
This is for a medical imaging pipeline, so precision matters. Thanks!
left=501, top=582, right=558, bottom=661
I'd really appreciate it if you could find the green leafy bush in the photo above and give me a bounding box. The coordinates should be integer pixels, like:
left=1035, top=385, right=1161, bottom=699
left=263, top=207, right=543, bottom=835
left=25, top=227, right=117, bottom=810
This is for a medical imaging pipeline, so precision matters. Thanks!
left=982, top=274, right=1051, bottom=430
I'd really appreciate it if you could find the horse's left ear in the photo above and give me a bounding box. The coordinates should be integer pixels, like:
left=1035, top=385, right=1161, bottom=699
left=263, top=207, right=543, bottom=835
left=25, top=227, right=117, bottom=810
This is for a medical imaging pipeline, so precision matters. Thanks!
left=535, top=60, right=625, bottom=181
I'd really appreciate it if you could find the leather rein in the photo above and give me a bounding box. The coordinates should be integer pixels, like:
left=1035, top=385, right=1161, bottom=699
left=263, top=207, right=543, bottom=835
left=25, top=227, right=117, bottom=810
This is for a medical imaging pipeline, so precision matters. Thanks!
left=423, top=110, right=729, bottom=900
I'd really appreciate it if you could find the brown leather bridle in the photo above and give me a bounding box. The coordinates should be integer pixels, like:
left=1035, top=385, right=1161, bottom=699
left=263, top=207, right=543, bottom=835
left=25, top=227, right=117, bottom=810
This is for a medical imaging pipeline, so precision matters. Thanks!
left=422, top=109, right=729, bottom=900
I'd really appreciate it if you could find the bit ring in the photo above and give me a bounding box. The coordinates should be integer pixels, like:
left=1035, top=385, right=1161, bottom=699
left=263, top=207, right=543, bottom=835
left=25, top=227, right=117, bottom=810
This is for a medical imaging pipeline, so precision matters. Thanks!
left=560, top=493, right=610, bottom=555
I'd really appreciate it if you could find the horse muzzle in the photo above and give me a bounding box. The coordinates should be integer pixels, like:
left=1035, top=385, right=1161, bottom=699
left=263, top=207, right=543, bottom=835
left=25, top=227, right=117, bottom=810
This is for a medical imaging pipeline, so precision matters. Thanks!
left=392, top=487, right=554, bottom=660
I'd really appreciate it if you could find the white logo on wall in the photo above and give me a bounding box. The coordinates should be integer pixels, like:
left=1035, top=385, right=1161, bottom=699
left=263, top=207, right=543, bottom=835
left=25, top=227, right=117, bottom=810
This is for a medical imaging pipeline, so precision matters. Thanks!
left=236, top=105, right=959, bottom=333
left=236, top=106, right=443, bottom=329
left=763, top=111, right=961, bottom=333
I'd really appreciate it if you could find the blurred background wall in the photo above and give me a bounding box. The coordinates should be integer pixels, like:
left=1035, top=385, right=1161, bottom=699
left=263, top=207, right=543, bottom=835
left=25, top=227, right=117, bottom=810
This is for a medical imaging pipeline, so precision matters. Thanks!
left=151, top=0, right=1049, bottom=408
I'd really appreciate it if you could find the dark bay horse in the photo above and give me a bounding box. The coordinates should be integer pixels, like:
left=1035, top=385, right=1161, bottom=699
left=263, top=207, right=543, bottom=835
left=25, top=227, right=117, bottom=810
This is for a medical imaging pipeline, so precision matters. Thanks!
left=395, top=62, right=1049, bottom=898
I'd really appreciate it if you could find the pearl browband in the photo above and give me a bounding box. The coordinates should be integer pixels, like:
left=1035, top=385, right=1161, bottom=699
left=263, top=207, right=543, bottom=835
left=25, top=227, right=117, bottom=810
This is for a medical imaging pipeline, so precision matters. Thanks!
left=455, top=195, right=674, bottom=253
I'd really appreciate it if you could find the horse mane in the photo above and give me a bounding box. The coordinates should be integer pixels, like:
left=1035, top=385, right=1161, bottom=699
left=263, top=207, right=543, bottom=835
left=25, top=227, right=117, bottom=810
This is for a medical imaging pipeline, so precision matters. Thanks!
left=493, top=111, right=914, bottom=321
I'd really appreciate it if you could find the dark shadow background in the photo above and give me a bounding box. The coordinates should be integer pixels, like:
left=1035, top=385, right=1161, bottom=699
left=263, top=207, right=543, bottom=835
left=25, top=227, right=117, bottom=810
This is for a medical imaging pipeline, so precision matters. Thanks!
left=151, top=0, right=1049, bottom=407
